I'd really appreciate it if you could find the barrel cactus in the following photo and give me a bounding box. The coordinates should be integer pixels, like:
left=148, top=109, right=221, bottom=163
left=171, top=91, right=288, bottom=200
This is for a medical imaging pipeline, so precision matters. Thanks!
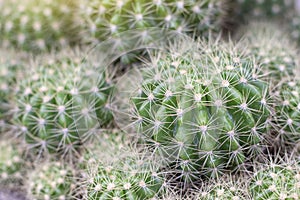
left=81, top=132, right=165, bottom=200
left=250, top=159, right=300, bottom=200
left=0, top=138, right=25, bottom=188
left=27, top=161, right=75, bottom=200
left=114, top=38, right=271, bottom=182
left=0, top=0, right=79, bottom=51
left=12, top=51, right=114, bottom=158
left=238, top=21, right=298, bottom=86
left=236, top=0, right=294, bottom=19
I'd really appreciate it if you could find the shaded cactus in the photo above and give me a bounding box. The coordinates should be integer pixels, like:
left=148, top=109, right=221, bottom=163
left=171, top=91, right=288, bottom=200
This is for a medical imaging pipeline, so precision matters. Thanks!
left=27, top=161, right=75, bottom=200
left=114, top=38, right=271, bottom=182
left=80, top=130, right=165, bottom=200
left=12, top=50, right=114, bottom=158
left=0, top=0, right=79, bottom=51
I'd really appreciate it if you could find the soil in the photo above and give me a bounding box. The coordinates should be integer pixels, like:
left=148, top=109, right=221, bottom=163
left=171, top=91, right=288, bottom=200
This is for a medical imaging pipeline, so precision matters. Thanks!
left=0, top=189, right=27, bottom=200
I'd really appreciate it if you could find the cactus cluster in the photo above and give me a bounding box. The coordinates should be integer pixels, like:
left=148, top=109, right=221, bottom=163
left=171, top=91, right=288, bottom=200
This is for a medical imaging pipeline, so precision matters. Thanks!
left=27, top=161, right=75, bottom=200
left=114, top=38, right=271, bottom=181
left=0, top=0, right=78, bottom=51
left=12, top=52, right=114, bottom=158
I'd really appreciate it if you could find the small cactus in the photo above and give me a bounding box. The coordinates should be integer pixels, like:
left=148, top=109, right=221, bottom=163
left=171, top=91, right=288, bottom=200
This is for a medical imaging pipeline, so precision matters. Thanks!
left=12, top=50, right=114, bottom=158
left=114, top=37, right=271, bottom=182
left=27, top=161, right=75, bottom=200
left=0, top=0, right=79, bottom=51
left=81, top=131, right=165, bottom=200
left=250, top=157, right=300, bottom=200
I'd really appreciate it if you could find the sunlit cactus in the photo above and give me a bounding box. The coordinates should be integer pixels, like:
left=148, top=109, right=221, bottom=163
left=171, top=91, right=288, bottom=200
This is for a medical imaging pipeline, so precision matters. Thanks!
left=0, top=0, right=79, bottom=51
left=11, top=49, right=114, bottom=159
left=113, top=37, right=271, bottom=183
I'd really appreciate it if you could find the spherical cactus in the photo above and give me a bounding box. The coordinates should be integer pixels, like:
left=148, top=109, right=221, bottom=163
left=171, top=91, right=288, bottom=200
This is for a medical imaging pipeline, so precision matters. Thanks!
left=250, top=159, right=300, bottom=200
left=196, top=175, right=251, bottom=200
left=81, top=132, right=165, bottom=200
left=0, top=138, right=25, bottom=188
left=12, top=50, right=114, bottom=158
left=237, top=21, right=298, bottom=86
left=0, top=0, right=79, bottom=51
left=114, top=38, right=271, bottom=182
left=27, top=161, right=75, bottom=200
left=236, top=0, right=294, bottom=19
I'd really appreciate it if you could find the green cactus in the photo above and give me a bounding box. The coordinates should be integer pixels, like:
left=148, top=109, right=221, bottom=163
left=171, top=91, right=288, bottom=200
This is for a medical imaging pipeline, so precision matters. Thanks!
left=78, top=0, right=231, bottom=63
left=238, top=21, right=298, bottom=86
left=196, top=175, right=251, bottom=200
left=250, top=159, right=300, bottom=200
left=0, top=0, right=79, bottom=51
left=81, top=131, right=165, bottom=200
left=114, top=38, right=271, bottom=181
left=27, top=161, right=75, bottom=200
left=12, top=51, right=114, bottom=158
left=236, top=0, right=294, bottom=19
left=0, top=138, right=25, bottom=188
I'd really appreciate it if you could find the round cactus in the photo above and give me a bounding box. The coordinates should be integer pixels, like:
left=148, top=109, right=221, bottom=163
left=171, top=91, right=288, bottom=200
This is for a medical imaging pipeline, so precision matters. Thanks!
left=12, top=50, right=114, bottom=158
left=81, top=132, right=165, bottom=200
left=250, top=159, right=300, bottom=200
left=236, top=0, right=294, bottom=19
left=27, top=161, right=75, bottom=200
left=114, top=38, right=271, bottom=181
left=0, top=138, right=25, bottom=188
left=237, top=21, right=298, bottom=86
left=0, top=0, right=79, bottom=51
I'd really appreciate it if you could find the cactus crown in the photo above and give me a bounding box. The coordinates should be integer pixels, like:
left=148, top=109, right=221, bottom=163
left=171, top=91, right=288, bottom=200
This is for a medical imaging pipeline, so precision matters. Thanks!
left=114, top=37, right=271, bottom=183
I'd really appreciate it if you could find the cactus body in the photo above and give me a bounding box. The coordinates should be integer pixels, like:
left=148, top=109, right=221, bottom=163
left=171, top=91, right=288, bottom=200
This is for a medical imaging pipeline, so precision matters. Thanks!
left=0, top=0, right=78, bottom=51
left=12, top=52, right=113, bottom=157
left=27, top=161, right=75, bottom=200
left=115, top=38, right=271, bottom=180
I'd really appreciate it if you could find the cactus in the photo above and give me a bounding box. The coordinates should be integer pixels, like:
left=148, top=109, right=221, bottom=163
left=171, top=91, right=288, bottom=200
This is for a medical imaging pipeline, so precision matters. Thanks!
left=249, top=158, right=300, bottom=200
left=237, top=21, right=298, bottom=86
left=114, top=38, right=271, bottom=182
left=0, top=0, right=79, bottom=51
left=0, top=138, right=25, bottom=188
left=81, top=131, right=165, bottom=200
left=12, top=50, right=114, bottom=158
left=196, top=175, right=251, bottom=200
left=0, top=49, right=27, bottom=131
left=236, top=0, right=294, bottom=19
left=27, top=161, right=75, bottom=200
left=78, top=0, right=231, bottom=63
left=271, top=78, right=300, bottom=148
left=290, top=14, right=300, bottom=44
